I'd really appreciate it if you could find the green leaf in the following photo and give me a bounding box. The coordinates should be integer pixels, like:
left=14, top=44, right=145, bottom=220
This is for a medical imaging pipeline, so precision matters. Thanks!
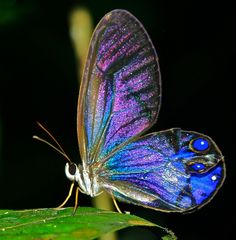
left=0, top=207, right=176, bottom=240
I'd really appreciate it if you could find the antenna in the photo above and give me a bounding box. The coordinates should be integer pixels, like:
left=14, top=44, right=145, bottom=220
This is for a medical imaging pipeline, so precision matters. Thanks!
left=33, top=122, right=72, bottom=163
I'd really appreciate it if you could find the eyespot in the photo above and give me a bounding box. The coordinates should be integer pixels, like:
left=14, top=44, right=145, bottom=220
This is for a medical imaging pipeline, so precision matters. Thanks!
left=189, top=162, right=206, bottom=172
left=191, top=137, right=210, bottom=152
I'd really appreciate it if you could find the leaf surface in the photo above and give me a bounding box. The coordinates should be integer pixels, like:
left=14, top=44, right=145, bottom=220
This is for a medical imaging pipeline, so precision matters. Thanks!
left=0, top=207, right=176, bottom=240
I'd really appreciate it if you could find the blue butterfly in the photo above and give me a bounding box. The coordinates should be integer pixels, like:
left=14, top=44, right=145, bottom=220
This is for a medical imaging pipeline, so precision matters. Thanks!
left=36, top=9, right=225, bottom=213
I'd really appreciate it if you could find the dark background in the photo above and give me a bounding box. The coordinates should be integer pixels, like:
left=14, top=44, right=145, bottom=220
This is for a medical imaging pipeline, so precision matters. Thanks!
left=0, top=0, right=233, bottom=239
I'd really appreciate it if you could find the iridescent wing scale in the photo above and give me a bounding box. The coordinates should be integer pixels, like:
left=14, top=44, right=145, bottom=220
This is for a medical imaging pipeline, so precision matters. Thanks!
left=99, top=128, right=225, bottom=212
left=77, top=9, right=225, bottom=212
left=77, top=9, right=161, bottom=165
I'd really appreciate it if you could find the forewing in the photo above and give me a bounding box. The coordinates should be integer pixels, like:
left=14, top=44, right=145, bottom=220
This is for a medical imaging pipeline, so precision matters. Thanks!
left=99, top=128, right=225, bottom=212
left=77, top=10, right=161, bottom=163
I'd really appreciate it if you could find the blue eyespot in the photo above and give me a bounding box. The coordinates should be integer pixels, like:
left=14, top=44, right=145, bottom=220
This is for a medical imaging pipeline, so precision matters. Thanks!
left=190, top=162, right=206, bottom=172
left=192, top=138, right=210, bottom=152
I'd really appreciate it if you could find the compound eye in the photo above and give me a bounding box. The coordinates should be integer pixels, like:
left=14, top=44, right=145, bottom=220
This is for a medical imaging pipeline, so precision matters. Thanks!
left=65, top=163, right=78, bottom=181
left=191, top=137, right=210, bottom=152
left=69, top=163, right=77, bottom=175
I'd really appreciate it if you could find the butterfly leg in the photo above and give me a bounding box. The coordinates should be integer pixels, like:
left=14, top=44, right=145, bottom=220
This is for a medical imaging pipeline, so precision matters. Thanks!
left=111, top=194, right=122, bottom=213
left=55, top=182, right=75, bottom=209
left=72, top=186, right=80, bottom=215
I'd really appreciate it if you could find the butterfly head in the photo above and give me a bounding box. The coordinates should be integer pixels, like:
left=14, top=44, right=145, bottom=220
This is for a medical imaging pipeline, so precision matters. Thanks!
left=65, top=162, right=102, bottom=197
left=65, top=162, right=79, bottom=181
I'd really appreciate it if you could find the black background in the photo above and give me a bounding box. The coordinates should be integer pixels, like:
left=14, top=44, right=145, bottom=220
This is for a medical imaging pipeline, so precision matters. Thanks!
left=0, top=0, right=234, bottom=239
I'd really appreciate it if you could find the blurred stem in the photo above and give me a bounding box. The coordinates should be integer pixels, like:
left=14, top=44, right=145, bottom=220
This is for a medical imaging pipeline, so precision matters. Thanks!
left=93, top=192, right=117, bottom=240
left=69, top=7, right=93, bottom=82
left=69, top=7, right=117, bottom=240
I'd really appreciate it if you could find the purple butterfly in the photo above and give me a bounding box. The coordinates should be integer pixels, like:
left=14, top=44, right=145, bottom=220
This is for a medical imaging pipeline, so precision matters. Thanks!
left=36, top=9, right=225, bottom=213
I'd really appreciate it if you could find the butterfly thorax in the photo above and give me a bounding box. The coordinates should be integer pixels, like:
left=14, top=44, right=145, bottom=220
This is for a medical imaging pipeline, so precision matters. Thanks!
left=65, top=162, right=102, bottom=197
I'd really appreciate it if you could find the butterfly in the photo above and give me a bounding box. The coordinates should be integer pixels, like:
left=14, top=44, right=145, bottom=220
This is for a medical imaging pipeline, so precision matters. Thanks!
left=35, top=9, right=225, bottom=213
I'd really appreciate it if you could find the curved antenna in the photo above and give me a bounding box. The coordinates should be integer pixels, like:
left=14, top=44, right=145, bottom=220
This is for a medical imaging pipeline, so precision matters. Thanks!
left=33, top=122, right=72, bottom=163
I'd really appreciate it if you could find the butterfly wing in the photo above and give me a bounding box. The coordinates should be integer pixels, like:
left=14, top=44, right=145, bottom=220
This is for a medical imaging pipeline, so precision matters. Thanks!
left=99, top=128, right=225, bottom=212
left=77, top=10, right=161, bottom=164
